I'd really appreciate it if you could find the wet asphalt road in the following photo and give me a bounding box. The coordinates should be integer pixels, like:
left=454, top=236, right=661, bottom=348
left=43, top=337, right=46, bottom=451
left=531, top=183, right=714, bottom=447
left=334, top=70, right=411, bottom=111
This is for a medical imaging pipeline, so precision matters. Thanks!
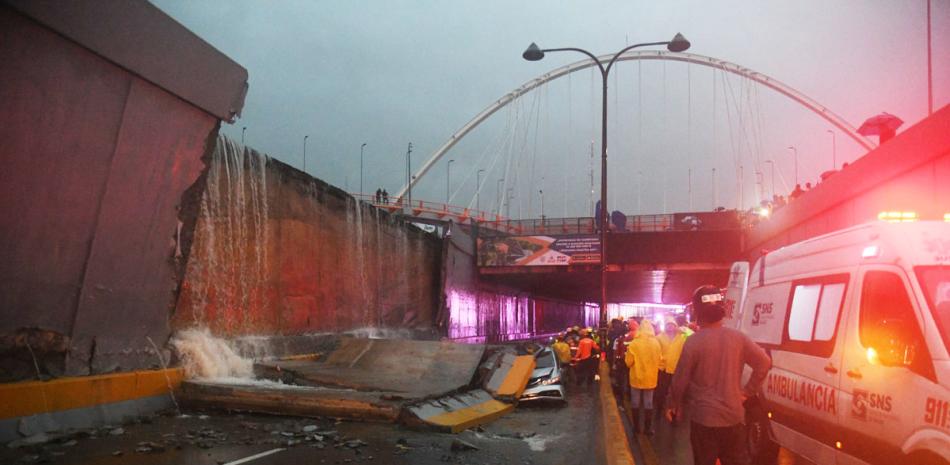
left=615, top=388, right=815, bottom=465
left=2, top=383, right=603, bottom=465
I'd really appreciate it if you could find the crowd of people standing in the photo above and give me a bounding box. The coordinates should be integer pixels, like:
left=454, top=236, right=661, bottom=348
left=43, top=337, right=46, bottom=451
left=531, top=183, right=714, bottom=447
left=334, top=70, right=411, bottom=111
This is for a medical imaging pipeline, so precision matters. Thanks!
left=547, top=285, right=772, bottom=465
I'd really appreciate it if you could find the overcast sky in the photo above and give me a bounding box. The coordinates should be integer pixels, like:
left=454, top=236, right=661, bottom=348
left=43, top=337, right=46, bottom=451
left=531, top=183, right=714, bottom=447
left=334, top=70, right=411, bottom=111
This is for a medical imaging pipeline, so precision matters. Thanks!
left=152, top=0, right=948, bottom=218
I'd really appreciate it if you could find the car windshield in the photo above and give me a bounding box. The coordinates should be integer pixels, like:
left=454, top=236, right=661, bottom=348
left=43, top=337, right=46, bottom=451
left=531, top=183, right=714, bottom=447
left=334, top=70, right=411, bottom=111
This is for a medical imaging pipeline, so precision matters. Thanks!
left=916, top=266, right=950, bottom=351
left=535, top=349, right=556, bottom=368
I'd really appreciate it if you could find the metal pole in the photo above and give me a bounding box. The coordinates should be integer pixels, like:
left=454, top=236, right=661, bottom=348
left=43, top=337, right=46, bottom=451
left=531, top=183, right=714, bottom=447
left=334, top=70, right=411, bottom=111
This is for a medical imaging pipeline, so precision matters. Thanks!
left=303, top=135, right=309, bottom=173
left=477, top=169, right=485, bottom=213
left=826, top=130, right=836, bottom=170
left=360, top=143, right=367, bottom=195
left=928, top=0, right=933, bottom=115
left=788, top=146, right=798, bottom=185
left=447, top=159, right=455, bottom=204
left=242, top=126, right=246, bottom=145
left=406, top=142, right=413, bottom=209
left=712, top=167, right=717, bottom=209
left=496, top=179, right=503, bottom=215
left=539, top=189, right=545, bottom=219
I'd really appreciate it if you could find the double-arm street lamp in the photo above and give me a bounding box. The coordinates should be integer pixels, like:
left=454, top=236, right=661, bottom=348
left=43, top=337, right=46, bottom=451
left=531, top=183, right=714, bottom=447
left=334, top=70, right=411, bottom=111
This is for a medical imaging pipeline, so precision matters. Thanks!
left=523, top=33, right=690, bottom=338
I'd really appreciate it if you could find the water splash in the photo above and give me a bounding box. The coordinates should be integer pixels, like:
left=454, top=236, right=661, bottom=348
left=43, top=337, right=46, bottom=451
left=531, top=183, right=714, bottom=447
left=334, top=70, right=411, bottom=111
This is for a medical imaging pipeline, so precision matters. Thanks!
left=170, top=328, right=254, bottom=379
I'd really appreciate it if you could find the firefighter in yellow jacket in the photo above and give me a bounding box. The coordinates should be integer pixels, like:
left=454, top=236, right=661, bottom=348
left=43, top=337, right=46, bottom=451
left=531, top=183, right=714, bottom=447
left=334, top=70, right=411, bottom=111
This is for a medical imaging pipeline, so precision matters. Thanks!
left=624, top=320, right=662, bottom=435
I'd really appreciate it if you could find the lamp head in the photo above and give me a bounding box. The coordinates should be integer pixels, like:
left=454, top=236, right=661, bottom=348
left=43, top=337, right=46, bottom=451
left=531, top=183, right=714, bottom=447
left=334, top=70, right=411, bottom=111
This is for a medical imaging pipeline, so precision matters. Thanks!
left=667, top=33, right=690, bottom=52
left=523, top=42, right=544, bottom=61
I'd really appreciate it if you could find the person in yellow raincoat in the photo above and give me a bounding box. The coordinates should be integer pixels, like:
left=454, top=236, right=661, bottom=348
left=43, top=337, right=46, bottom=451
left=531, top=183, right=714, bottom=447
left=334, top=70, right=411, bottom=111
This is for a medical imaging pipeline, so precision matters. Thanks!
left=625, top=320, right=662, bottom=435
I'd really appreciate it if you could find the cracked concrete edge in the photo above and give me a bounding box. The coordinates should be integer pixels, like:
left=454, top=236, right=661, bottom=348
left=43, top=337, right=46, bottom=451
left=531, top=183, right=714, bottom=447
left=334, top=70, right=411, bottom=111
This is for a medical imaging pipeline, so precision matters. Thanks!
left=598, top=359, right=636, bottom=465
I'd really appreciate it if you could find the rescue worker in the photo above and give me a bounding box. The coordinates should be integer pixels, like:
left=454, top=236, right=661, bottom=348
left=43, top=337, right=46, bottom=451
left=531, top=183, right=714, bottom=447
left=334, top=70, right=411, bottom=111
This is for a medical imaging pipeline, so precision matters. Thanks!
left=551, top=333, right=573, bottom=385
left=667, top=285, right=771, bottom=465
left=654, top=316, right=693, bottom=424
left=572, top=328, right=600, bottom=387
left=611, top=328, right=636, bottom=398
left=607, top=318, right=625, bottom=359
left=624, top=320, right=662, bottom=435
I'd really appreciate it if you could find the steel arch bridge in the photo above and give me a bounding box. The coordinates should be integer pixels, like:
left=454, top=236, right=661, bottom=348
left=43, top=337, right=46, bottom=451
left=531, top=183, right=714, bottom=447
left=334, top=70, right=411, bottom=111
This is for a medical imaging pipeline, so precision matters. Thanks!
left=396, top=50, right=875, bottom=201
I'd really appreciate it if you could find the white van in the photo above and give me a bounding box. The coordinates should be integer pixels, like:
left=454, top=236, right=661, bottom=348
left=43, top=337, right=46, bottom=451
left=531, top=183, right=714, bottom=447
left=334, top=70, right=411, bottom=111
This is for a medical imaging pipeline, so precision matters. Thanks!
left=725, top=221, right=950, bottom=465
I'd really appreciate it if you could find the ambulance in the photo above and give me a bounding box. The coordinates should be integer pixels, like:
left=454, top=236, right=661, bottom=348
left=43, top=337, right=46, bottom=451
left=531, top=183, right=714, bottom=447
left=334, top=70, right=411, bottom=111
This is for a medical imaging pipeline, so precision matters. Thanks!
left=724, top=220, right=950, bottom=465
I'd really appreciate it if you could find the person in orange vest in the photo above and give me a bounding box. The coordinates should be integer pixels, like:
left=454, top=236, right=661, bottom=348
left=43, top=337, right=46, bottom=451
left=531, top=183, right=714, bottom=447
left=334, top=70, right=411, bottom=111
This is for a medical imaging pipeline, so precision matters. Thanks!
left=625, top=320, right=662, bottom=435
left=572, top=328, right=600, bottom=387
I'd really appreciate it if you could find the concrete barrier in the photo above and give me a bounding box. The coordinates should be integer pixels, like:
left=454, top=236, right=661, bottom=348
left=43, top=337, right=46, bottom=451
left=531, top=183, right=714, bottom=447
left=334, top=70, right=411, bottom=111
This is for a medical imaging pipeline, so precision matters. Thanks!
left=0, top=368, right=182, bottom=442
left=597, top=359, right=636, bottom=465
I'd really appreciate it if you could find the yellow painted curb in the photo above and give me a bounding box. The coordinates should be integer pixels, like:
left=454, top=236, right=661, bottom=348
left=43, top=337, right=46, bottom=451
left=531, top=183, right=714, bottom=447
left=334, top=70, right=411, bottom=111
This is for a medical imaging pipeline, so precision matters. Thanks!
left=0, top=368, right=183, bottom=420
left=496, top=355, right=536, bottom=398
left=598, top=359, right=636, bottom=465
left=424, top=399, right=514, bottom=433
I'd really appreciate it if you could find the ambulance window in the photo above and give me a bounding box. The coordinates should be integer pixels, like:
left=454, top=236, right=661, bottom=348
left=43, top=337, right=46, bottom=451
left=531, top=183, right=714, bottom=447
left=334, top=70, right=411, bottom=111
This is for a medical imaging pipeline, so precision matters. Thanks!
left=782, top=275, right=848, bottom=357
left=788, top=284, right=821, bottom=341
left=860, top=271, right=933, bottom=377
left=815, top=283, right=845, bottom=340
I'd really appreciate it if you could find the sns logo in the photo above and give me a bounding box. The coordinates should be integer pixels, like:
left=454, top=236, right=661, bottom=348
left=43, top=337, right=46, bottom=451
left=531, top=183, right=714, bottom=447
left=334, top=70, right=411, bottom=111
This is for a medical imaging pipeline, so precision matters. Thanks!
left=751, top=302, right=773, bottom=326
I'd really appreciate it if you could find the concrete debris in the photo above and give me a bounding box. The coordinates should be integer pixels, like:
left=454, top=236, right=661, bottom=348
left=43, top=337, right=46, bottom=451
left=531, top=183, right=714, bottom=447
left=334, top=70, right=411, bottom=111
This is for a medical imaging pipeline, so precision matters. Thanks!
left=112, top=451, right=123, bottom=456
left=344, top=439, right=367, bottom=449
left=302, top=425, right=318, bottom=432
left=134, top=441, right=165, bottom=454
left=7, top=433, right=51, bottom=449
left=450, top=438, right=479, bottom=451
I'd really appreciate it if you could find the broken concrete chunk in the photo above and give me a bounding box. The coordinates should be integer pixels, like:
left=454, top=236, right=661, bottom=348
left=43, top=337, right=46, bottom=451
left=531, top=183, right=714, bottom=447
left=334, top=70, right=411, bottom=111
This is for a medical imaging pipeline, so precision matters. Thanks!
left=450, top=438, right=479, bottom=451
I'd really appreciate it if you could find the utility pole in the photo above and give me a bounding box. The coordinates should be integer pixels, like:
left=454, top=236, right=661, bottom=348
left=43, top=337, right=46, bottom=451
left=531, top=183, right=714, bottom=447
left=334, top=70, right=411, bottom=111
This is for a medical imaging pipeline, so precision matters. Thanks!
left=539, top=189, right=544, bottom=220
left=242, top=126, right=246, bottom=145
left=765, top=160, right=775, bottom=198
left=589, top=141, right=595, bottom=216
left=496, top=179, right=503, bottom=216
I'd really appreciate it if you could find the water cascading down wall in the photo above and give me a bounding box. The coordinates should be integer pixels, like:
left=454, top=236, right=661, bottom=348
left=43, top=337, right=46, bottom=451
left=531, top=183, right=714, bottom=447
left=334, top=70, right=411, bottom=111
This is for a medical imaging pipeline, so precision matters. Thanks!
left=173, top=136, right=442, bottom=336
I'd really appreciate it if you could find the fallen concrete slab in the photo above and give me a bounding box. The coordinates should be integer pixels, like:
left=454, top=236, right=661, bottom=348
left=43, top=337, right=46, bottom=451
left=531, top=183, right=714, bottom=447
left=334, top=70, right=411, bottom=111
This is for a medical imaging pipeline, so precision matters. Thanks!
left=178, top=381, right=401, bottom=422
left=255, top=337, right=486, bottom=399
left=484, top=354, right=535, bottom=401
left=402, top=390, right=513, bottom=433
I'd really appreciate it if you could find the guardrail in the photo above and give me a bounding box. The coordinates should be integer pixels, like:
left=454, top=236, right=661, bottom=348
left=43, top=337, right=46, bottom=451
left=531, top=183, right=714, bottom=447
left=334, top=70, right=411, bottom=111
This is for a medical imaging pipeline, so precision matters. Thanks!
left=352, top=193, right=742, bottom=236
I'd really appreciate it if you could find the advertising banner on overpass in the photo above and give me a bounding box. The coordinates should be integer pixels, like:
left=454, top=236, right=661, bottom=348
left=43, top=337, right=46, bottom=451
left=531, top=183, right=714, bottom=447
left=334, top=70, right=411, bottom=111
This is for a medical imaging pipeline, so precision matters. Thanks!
left=477, top=235, right=600, bottom=266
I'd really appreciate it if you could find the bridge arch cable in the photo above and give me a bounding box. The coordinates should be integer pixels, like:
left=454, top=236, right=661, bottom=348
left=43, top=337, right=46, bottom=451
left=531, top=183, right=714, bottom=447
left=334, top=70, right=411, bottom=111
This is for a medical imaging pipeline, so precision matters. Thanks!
left=395, top=51, right=875, bottom=202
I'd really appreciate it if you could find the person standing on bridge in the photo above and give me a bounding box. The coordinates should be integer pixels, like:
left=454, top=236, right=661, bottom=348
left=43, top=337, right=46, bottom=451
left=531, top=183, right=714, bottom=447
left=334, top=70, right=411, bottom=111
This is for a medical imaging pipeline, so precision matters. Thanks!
left=667, top=286, right=771, bottom=465
left=625, top=320, right=662, bottom=435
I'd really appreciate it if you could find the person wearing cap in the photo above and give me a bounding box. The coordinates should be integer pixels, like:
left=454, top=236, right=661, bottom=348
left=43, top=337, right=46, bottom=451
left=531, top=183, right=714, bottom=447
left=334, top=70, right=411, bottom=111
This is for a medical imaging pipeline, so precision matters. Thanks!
left=572, top=328, right=600, bottom=387
left=667, top=286, right=771, bottom=465
left=624, top=320, right=662, bottom=435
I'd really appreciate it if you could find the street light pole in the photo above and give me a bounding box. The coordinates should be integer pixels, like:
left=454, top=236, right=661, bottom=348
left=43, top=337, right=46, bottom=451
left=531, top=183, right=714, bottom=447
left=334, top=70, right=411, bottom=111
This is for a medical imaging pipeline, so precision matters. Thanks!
left=476, top=169, right=485, bottom=213
left=826, top=130, right=836, bottom=170
left=242, top=126, right=246, bottom=145
left=496, top=179, right=503, bottom=216
left=360, top=143, right=367, bottom=195
left=787, top=146, right=798, bottom=185
left=539, top=189, right=545, bottom=219
left=303, top=135, right=309, bottom=173
left=523, top=33, right=690, bottom=337
left=765, top=160, right=775, bottom=198
left=406, top=142, right=413, bottom=209
left=446, top=159, right=455, bottom=204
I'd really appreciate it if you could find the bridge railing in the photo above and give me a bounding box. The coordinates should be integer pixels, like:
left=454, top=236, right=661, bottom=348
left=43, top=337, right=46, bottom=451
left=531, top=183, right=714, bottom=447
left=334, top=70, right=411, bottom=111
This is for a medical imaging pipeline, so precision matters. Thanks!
left=351, top=193, right=522, bottom=231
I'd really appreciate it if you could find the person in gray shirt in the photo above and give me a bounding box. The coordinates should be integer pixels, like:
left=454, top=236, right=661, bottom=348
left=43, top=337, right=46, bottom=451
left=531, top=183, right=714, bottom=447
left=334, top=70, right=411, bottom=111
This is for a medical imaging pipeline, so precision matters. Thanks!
left=666, top=285, right=771, bottom=465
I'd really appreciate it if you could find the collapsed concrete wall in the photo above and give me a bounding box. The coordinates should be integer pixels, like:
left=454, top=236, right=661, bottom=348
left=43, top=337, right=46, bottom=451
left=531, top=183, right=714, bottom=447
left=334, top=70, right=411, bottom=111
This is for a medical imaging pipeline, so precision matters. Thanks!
left=172, top=137, right=442, bottom=336
left=443, top=223, right=594, bottom=342
left=0, top=4, right=237, bottom=380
